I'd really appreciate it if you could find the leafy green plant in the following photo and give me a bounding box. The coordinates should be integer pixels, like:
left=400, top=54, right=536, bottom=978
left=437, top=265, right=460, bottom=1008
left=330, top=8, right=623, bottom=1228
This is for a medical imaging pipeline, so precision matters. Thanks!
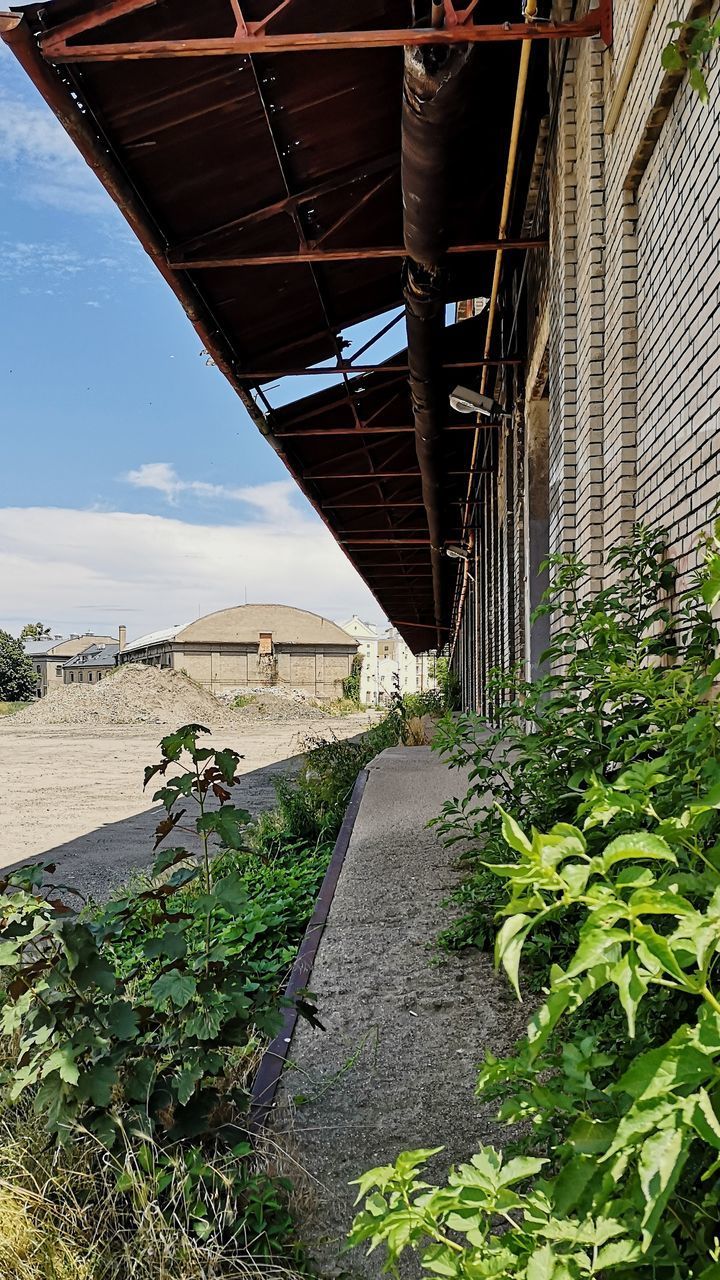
left=0, top=725, right=313, bottom=1148
left=663, top=15, right=720, bottom=103
left=342, top=653, right=364, bottom=705
left=350, top=808, right=720, bottom=1277
left=350, top=521, right=720, bottom=1277
left=0, top=629, right=36, bottom=702
left=432, top=523, right=720, bottom=955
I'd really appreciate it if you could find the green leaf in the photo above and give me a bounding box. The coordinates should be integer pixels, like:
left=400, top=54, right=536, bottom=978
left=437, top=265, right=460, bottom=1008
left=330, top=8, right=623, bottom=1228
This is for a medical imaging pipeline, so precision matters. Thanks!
left=151, top=846, right=191, bottom=877
left=689, top=65, right=709, bottom=103
left=495, top=914, right=533, bottom=997
left=564, top=927, right=627, bottom=980
left=526, top=1243, right=555, bottom=1280
left=196, top=807, right=250, bottom=851
left=611, top=951, right=650, bottom=1036
left=595, top=1239, right=643, bottom=1268
left=42, top=1046, right=79, bottom=1087
left=638, top=1125, right=689, bottom=1245
left=214, top=749, right=243, bottom=785
left=615, top=1041, right=712, bottom=1102
left=601, top=831, right=675, bottom=870
left=176, top=1063, right=204, bottom=1105
left=150, top=970, right=197, bottom=1009
left=212, top=872, right=250, bottom=913
left=105, top=1000, right=139, bottom=1041
left=498, top=808, right=532, bottom=855
left=184, top=1001, right=225, bottom=1041
left=634, top=923, right=688, bottom=982
left=78, top=1061, right=117, bottom=1107
left=144, top=928, right=188, bottom=961
left=685, top=1087, right=720, bottom=1149
left=159, top=725, right=210, bottom=760
left=661, top=41, right=685, bottom=71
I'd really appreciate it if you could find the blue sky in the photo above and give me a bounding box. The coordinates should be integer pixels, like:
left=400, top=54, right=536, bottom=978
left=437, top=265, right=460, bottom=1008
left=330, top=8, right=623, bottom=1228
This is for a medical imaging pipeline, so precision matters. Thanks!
left=0, top=41, right=392, bottom=640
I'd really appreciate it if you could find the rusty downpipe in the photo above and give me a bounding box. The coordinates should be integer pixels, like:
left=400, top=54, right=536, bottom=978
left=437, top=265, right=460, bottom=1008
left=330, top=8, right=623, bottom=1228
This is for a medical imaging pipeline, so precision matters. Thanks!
left=402, top=20, right=476, bottom=649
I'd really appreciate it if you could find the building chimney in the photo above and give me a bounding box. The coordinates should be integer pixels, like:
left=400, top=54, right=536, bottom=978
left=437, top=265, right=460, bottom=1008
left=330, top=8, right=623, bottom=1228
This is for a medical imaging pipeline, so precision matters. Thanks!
left=118, top=625, right=127, bottom=652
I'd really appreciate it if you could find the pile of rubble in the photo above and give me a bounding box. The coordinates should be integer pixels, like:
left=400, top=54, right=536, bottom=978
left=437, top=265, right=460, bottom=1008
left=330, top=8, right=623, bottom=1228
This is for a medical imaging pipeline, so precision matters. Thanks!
left=219, top=685, right=337, bottom=721
left=12, top=665, right=233, bottom=727
left=11, top=668, right=359, bottom=727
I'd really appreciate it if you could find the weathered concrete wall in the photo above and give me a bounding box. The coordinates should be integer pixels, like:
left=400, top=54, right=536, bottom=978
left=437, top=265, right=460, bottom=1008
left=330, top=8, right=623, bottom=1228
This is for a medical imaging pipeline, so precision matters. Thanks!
left=168, top=644, right=354, bottom=700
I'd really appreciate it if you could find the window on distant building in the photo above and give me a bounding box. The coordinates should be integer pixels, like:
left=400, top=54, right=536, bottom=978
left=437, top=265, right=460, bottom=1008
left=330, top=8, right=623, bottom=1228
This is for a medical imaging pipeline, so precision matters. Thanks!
left=88, top=672, right=93, bottom=682
left=56, top=665, right=63, bottom=677
left=258, top=632, right=273, bottom=655
left=36, top=665, right=41, bottom=674
left=70, top=673, right=75, bottom=682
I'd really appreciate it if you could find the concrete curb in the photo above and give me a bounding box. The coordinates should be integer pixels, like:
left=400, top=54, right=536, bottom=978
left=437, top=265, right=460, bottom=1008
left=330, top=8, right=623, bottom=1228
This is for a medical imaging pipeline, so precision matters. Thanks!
left=248, top=766, right=369, bottom=1131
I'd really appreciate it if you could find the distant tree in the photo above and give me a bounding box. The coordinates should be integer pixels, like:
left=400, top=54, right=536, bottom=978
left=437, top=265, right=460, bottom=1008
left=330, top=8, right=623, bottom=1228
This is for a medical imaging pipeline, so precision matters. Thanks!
left=0, top=631, right=36, bottom=702
left=20, top=622, right=52, bottom=642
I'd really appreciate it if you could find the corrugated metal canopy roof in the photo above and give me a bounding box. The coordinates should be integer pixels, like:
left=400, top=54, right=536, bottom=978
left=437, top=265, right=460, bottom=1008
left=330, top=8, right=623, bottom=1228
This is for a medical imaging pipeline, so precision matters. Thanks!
left=4, top=0, right=553, bottom=651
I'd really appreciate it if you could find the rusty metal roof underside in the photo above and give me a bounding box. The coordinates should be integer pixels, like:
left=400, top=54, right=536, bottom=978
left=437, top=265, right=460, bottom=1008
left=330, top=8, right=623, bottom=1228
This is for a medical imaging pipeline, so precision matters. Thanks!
left=4, top=0, right=554, bottom=651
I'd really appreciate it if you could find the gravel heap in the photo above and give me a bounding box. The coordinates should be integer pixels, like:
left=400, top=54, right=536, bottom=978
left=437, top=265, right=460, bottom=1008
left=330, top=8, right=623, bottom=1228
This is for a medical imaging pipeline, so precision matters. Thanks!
left=220, top=685, right=336, bottom=721
left=11, top=668, right=348, bottom=727
left=12, top=665, right=232, bottom=727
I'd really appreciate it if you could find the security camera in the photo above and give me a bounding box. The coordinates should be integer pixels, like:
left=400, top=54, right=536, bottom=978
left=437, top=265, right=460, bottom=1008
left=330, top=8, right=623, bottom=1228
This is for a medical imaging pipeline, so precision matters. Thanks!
left=449, top=386, right=501, bottom=418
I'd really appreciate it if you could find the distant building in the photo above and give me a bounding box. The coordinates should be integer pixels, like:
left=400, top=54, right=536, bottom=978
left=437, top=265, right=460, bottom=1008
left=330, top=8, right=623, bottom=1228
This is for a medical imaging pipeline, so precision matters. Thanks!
left=25, top=634, right=117, bottom=698
left=119, top=604, right=358, bottom=701
left=63, top=642, right=120, bottom=686
left=340, top=616, right=437, bottom=706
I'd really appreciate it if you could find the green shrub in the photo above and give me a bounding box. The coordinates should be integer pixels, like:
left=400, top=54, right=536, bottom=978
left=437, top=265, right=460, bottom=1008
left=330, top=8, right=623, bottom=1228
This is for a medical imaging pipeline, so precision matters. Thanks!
left=1, top=712, right=400, bottom=1268
left=0, top=727, right=306, bottom=1150
left=341, top=653, right=363, bottom=705
left=350, top=521, right=720, bottom=1277
left=432, top=523, right=720, bottom=954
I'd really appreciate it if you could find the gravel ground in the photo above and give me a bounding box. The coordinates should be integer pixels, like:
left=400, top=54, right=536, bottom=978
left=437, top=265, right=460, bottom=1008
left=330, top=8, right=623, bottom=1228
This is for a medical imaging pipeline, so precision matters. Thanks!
left=0, top=716, right=371, bottom=899
left=273, top=746, right=525, bottom=1279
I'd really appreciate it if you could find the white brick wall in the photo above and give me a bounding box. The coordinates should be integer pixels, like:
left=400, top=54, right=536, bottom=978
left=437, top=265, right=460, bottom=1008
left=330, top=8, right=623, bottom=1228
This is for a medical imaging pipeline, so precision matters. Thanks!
left=545, top=0, right=720, bottom=591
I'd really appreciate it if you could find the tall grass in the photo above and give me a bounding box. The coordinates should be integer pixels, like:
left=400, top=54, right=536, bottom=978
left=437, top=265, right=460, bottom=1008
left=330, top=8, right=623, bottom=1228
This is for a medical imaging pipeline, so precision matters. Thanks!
left=0, top=1101, right=303, bottom=1280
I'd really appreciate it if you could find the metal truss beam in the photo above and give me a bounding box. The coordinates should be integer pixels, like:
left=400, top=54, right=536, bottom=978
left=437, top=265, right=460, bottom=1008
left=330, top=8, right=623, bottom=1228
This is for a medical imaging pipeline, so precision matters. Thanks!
left=41, top=11, right=606, bottom=61
left=169, top=238, right=547, bottom=268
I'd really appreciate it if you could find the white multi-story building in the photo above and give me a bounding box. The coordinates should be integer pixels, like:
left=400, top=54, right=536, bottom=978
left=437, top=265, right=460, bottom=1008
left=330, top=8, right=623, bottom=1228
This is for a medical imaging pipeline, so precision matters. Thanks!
left=340, top=616, right=438, bottom=706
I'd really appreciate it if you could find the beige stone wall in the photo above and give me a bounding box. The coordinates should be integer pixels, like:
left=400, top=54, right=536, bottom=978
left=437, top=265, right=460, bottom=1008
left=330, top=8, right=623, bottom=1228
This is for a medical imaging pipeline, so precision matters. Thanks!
left=171, top=644, right=354, bottom=700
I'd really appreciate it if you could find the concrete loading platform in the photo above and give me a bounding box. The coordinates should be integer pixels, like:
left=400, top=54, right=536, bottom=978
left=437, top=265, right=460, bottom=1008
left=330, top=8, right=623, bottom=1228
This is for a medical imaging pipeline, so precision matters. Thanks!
left=272, top=746, right=523, bottom=1277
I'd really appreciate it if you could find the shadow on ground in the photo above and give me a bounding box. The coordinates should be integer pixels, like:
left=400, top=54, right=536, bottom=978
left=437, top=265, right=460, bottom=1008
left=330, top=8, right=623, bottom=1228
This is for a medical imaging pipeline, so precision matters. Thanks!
left=2, top=746, right=310, bottom=901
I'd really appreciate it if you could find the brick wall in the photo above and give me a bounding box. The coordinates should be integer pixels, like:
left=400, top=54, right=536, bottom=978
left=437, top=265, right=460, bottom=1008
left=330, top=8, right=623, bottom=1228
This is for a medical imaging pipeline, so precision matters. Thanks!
left=551, top=0, right=720, bottom=588
left=452, top=4, right=720, bottom=711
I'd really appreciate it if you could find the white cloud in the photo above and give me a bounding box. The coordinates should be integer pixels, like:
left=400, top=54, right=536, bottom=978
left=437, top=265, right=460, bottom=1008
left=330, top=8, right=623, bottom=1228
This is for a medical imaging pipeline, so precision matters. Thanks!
left=124, top=464, right=303, bottom=524
left=0, top=506, right=385, bottom=639
left=0, top=87, right=111, bottom=216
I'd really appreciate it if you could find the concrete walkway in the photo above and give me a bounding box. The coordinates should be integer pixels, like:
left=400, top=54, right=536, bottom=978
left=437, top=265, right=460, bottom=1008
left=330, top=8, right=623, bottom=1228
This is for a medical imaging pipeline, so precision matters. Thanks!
left=274, top=746, right=524, bottom=1278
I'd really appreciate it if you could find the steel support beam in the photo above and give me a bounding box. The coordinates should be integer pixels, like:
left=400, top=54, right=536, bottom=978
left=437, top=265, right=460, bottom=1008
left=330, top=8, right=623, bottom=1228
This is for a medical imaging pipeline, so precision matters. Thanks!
left=41, top=12, right=605, bottom=60
left=243, top=359, right=518, bottom=379
left=274, top=423, right=498, bottom=437
left=169, top=238, right=547, bottom=268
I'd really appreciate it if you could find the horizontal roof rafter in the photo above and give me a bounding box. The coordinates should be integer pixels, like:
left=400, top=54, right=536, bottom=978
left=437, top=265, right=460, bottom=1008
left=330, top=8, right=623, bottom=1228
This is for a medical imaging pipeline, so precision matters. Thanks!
left=170, top=238, right=547, bottom=268
left=41, top=11, right=606, bottom=60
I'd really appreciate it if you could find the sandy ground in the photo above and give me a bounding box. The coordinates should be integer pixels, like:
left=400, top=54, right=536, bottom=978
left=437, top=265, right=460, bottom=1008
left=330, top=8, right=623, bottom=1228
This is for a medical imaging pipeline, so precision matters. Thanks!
left=0, top=716, right=371, bottom=899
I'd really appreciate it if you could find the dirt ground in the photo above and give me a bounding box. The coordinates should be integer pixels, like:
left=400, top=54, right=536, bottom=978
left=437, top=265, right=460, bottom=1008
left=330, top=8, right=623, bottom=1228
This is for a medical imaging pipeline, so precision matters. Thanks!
left=0, top=716, right=371, bottom=899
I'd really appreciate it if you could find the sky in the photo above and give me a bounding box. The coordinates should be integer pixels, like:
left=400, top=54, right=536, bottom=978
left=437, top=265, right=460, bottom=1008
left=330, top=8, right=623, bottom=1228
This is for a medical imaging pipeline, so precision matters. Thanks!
left=0, top=40, right=393, bottom=643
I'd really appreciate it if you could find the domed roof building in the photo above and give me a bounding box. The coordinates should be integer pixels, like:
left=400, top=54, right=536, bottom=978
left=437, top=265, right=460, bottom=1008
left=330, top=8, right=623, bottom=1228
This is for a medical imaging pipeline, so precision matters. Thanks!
left=119, top=604, right=357, bottom=701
